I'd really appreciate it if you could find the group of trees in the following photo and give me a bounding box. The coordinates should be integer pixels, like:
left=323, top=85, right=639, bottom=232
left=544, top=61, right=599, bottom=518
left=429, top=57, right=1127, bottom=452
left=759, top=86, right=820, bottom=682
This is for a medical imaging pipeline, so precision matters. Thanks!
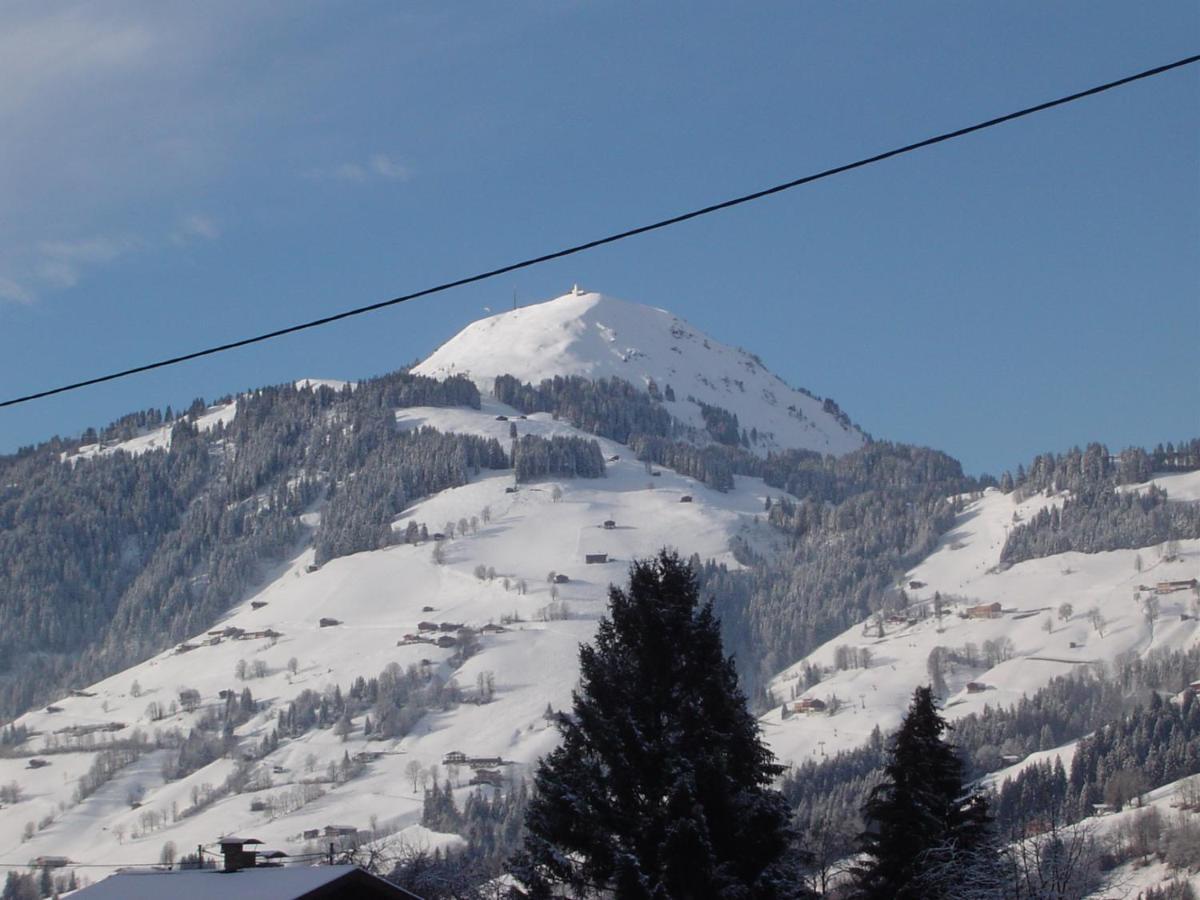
left=497, top=554, right=1013, bottom=898
left=0, top=369, right=496, bottom=717
left=1001, top=484, right=1200, bottom=565
left=494, top=374, right=673, bottom=443
left=512, top=434, right=606, bottom=483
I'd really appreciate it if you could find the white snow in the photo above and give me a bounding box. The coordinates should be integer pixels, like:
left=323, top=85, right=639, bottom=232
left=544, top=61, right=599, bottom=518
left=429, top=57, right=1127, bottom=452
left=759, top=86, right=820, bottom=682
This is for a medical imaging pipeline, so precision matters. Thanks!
left=2, top=402, right=787, bottom=880
left=762, top=485, right=1200, bottom=767
left=414, top=290, right=866, bottom=456
left=63, top=402, right=237, bottom=463
left=11, top=292, right=1197, bottom=891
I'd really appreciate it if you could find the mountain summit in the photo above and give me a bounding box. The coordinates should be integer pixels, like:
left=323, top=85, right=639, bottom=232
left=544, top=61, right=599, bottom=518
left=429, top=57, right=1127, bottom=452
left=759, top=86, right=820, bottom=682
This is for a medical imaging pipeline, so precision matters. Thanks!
left=415, top=288, right=865, bottom=455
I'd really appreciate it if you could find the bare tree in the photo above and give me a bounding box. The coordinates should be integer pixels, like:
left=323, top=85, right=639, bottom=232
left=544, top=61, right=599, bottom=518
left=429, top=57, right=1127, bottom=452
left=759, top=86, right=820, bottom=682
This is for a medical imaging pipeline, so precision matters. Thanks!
left=405, top=759, right=423, bottom=794
left=1144, top=595, right=1161, bottom=636
left=160, top=841, right=177, bottom=868
left=1002, top=818, right=1104, bottom=900
left=1057, top=602, right=1073, bottom=623
left=1086, top=607, right=1107, bottom=637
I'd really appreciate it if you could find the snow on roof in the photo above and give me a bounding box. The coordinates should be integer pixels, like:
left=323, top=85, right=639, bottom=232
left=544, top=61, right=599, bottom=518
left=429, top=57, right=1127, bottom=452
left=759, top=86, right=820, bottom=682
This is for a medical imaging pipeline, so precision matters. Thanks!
left=69, top=864, right=415, bottom=900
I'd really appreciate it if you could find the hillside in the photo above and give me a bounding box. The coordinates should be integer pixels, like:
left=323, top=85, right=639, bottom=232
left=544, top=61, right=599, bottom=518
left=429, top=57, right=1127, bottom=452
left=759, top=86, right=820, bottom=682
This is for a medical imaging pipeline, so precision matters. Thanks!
left=0, top=291, right=1196, bottom=897
left=762, top=471, right=1200, bottom=766
left=0, top=397, right=790, bottom=881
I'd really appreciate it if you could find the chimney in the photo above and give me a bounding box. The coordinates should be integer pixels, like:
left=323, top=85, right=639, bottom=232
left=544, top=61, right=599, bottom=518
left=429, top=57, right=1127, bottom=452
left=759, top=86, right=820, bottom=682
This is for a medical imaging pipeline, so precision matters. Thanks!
left=217, top=836, right=263, bottom=873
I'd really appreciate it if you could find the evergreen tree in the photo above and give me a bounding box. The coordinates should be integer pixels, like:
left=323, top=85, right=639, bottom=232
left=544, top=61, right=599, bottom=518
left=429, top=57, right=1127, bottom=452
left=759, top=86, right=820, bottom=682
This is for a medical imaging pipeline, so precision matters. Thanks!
left=509, top=551, right=801, bottom=898
left=855, top=686, right=990, bottom=899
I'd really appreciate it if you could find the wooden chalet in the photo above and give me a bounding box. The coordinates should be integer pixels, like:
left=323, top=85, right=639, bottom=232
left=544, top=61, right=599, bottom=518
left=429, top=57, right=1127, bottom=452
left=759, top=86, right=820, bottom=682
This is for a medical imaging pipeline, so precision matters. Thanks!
left=792, top=698, right=826, bottom=714
left=603, top=520, right=616, bottom=529
left=679, top=495, right=693, bottom=503
left=966, top=682, right=989, bottom=694
left=318, top=617, right=341, bottom=628
left=31, top=856, right=69, bottom=869
left=966, top=602, right=1002, bottom=619
left=585, top=553, right=609, bottom=564
left=1156, top=579, right=1199, bottom=594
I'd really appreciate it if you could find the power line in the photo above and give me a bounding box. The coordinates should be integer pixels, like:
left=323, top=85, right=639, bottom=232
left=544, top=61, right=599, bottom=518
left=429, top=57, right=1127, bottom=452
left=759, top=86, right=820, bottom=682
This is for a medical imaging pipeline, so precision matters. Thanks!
left=3, top=52, right=1197, bottom=411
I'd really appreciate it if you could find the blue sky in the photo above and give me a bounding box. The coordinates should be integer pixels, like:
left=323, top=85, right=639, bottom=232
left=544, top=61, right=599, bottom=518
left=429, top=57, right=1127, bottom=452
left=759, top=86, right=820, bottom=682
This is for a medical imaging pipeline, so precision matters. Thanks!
left=0, top=1, right=1195, bottom=476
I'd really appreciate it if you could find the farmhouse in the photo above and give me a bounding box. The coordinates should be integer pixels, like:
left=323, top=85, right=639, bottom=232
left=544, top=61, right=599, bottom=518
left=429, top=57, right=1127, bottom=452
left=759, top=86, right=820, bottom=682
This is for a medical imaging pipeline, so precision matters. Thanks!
left=603, top=520, right=616, bottom=529
left=966, top=682, right=989, bottom=694
left=966, top=602, right=1003, bottom=619
left=585, top=553, right=609, bottom=564
left=554, top=573, right=570, bottom=584
left=70, top=835, right=420, bottom=900
left=417, top=621, right=438, bottom=632
left=31, top=856, right=69, bottom=869
left=792, top=698, right=827, bottom=714
left=1156, top=579, right=1199, bottom=594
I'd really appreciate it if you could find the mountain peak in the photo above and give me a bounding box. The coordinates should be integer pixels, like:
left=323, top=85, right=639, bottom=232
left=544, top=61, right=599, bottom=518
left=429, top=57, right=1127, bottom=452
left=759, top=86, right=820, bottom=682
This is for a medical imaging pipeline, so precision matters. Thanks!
left=415, top=289, right=865, bottom=455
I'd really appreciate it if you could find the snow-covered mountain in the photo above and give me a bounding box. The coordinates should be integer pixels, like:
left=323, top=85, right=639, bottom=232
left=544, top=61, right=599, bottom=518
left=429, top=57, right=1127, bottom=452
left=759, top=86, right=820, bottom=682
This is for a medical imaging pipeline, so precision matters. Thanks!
left=416, top=288, right=866, bottom=456
left=1, top=289, right=1195, bottom=897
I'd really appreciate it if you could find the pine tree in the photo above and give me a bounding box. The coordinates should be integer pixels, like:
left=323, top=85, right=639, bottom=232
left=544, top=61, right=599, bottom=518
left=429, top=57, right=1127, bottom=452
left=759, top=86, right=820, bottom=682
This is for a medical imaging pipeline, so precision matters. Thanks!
left=855, top=686, right=991, bottom=899
left=509, top=550, right=802, bottom=898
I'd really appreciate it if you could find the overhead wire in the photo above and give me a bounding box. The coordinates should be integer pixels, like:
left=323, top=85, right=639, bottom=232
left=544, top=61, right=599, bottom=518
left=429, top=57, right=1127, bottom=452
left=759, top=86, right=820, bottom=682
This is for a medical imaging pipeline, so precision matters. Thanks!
left=1, top=52, right=1197, bottom=411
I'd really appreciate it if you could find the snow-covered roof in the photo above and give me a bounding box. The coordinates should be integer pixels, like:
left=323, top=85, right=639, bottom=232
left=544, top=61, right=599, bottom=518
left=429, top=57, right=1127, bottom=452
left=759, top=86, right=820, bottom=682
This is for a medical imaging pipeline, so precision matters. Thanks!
left=69, top=864, right=416, bottom=899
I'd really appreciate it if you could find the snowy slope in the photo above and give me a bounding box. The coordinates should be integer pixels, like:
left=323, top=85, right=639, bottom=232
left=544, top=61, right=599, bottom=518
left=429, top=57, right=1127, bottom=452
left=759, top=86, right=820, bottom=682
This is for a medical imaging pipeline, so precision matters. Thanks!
left=62, top=401, right=237, bottom=463
left=0, top=400, right=788, bottom=880
left=761, top=472, right=1200, bottom=767
left=415, top=289, right=866, bottom=456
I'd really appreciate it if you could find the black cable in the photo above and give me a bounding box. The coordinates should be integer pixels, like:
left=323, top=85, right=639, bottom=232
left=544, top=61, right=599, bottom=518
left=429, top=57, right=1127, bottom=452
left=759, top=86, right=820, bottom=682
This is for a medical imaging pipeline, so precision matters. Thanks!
left=2, top=53, right=1197, bottom=410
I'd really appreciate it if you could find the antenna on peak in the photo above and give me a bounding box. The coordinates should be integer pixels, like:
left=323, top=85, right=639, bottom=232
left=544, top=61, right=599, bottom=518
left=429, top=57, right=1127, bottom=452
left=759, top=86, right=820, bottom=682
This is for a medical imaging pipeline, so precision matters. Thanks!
left=571, top=284, right=585, bottom=296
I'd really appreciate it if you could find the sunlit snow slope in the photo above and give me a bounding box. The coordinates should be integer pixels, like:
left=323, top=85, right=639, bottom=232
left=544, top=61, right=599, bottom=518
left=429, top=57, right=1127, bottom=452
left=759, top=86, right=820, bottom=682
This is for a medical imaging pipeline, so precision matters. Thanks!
left=0, top=399, right=788, bottom=881
left=761, top=472, right=1200, bottom=768
left=415, top=289, right=865, bottom=456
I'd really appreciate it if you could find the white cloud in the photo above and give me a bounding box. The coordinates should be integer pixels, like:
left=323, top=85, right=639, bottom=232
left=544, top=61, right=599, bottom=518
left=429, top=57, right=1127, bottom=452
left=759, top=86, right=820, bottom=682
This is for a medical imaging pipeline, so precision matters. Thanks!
left=310, top=153, right=413, bottom=184
left=33, top=235, right=140, bottom=288
left=172, top=214, right=220, bottom=244
left=0, top=276, right=34, bottom=305
left=369, top=153, right=411, bottom=181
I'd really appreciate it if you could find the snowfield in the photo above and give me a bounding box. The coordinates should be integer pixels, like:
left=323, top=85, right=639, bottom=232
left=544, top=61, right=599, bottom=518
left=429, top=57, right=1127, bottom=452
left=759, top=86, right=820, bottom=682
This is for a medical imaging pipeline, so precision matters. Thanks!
left=415, top=289, right=866, bottom=456
left=1, top=400, right=787, bottom=881
left=762, top=472, right=1200, bottom=769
